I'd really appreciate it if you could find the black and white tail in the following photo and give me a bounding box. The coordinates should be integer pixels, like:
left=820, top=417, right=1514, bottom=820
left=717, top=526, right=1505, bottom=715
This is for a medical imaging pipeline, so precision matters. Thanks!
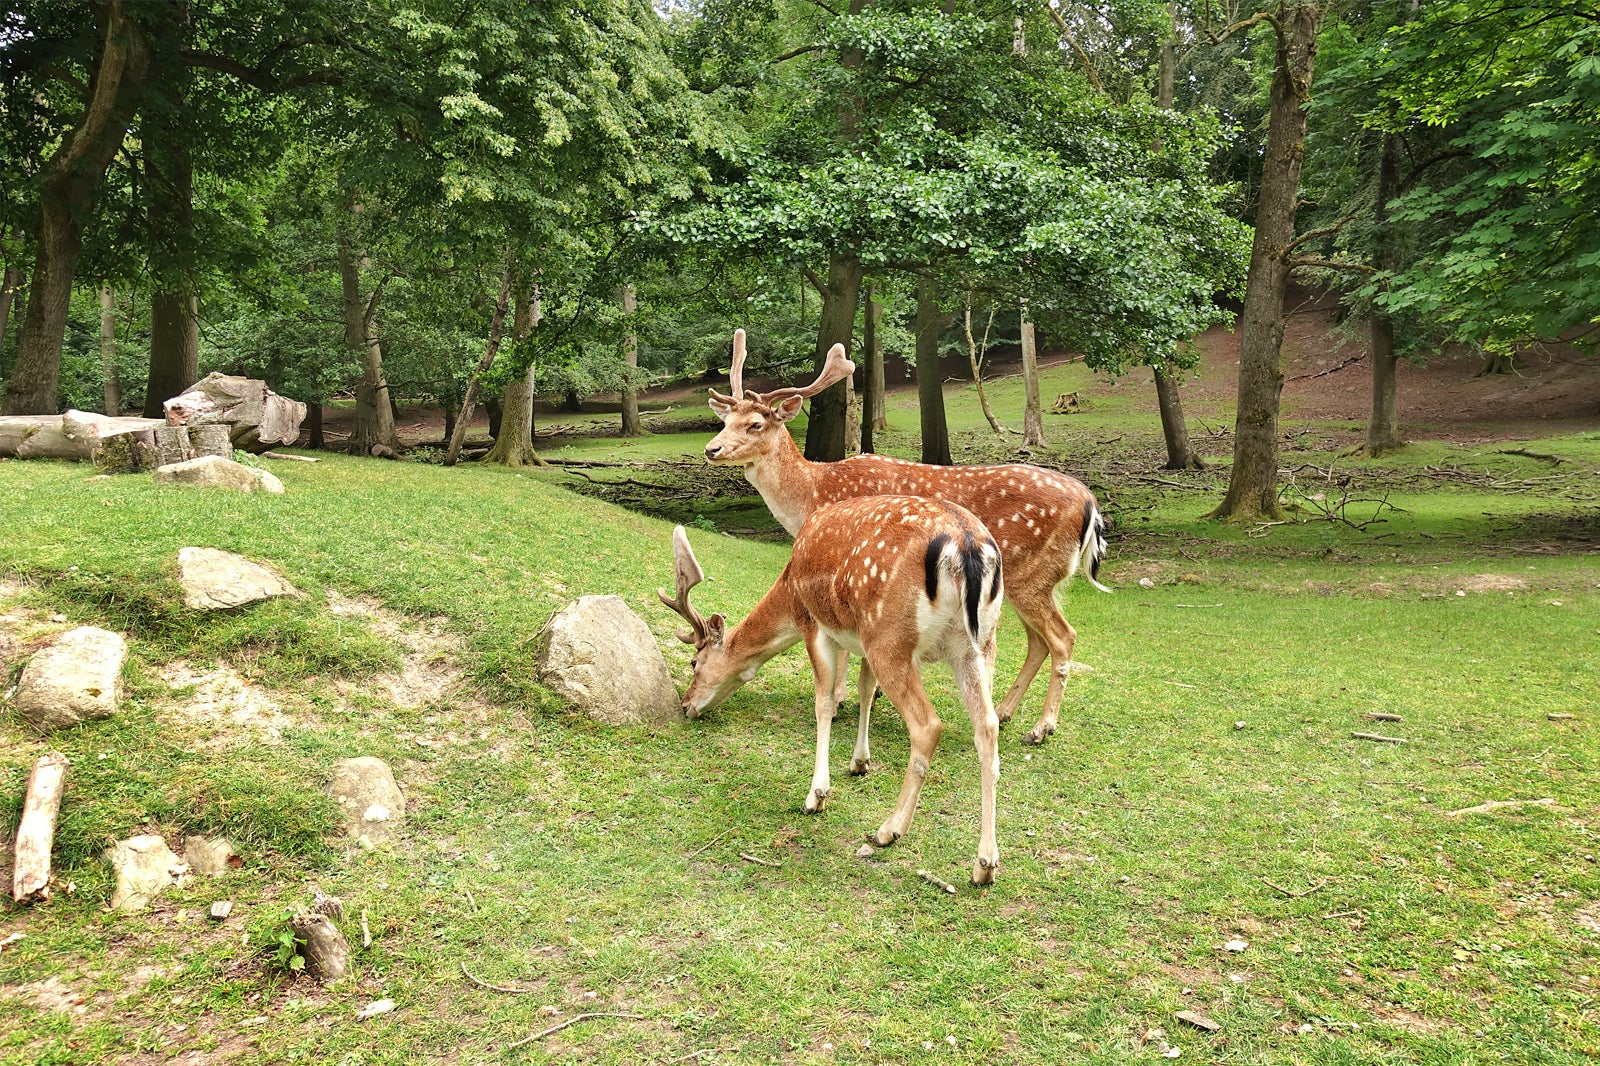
left=923, top=528, right=1004, bottom=643
left=1077, top=500, right=1112, bottom=593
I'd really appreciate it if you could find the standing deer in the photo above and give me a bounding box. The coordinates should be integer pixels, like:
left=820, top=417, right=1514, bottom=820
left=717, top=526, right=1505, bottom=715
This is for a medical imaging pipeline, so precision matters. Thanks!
left=704, top=329, right=1110, bottom=745
left=658, top=499, right=1006, bottom=885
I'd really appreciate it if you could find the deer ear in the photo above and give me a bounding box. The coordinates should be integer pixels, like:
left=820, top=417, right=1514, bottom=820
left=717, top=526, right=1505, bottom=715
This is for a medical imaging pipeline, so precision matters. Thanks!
left=706, top=613, right=727, bottom=644
left=708, top=395, right=735, bottom=422
left=773, top=395, right=805, bottom=422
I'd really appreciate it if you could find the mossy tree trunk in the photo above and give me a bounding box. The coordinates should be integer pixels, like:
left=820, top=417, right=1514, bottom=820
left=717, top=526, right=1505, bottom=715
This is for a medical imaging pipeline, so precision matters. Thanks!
left=1019, top=303, right=1045, bottom=447
left=337, top=227, right=398, bottom=456
left=619, top=283, right=644, bottom=436
left=484, top=280, right=544, bottom=467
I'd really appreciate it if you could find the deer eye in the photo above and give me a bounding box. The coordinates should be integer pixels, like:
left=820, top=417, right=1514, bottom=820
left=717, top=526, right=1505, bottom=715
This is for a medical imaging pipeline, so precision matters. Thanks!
left=747, top=421, right=764, bottom=432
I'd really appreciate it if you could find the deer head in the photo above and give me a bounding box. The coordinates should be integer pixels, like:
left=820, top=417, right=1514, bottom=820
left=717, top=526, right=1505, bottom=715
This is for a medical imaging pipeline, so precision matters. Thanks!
left=703, top=329, right=856, bottom=465
left=657, top=526, right=750, bottom=718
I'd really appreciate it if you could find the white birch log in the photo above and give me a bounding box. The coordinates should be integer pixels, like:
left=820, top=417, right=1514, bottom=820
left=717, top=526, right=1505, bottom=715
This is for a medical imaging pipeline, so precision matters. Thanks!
left=12, top=752, right=68, bottom=903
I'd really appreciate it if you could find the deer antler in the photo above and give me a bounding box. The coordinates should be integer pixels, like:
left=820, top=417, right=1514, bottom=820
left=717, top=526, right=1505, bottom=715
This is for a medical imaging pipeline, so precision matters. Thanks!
left=657, top=526, right=709, bottom=645
left=707, top=328, right=748, bottom=405
left=758, top=342, right=856, bottom=405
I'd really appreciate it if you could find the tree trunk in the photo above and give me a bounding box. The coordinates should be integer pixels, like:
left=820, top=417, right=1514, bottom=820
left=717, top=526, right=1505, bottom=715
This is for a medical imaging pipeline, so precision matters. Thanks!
left=444, top=269, right=513, bottom=466
left=307, top=402, right=324, bottom=449
left=484, top=280, right=543, bottom=467
left=1154, top=365, right=1204, bottom=468
left=1366, top=126, right=1404, bottom=456
left=0, top=265, right=22, bottom=373
left=1477, top=350, right=1519, bottom=376
left=1019, top=303, right=1045, bottom=447
left=1210, top=2, right=1324, bottom=522
left=562, top=389, right=582, bottom=413
left=864, top=285, right=887, bottom=441
left=964, top=295, right=1004, bottom=435
left=143, top=293, right=198, bottom=415
left=2, top=1, right=147, bottom=414
left=619, top=283, right=644, bottom=436
left=803, top=253, right=863, bottom=462
left=337, top=229, right=398, bottom=456
left=1152, top=3, right=1204, bottom=470
left=485, top=398, right=502, bottom=439
left=99, top=287, right=120, bottom=414
left=141, top=23, right=198, bottom=418
left=914, top=275, right=952, bottom=466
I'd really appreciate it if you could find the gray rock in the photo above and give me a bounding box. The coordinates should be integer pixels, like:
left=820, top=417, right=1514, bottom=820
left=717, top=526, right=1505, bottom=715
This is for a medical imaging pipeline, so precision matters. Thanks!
left=183, top=834, right=236, bottom=877
left=152, top=454, right=285, bottom=494
left=328, top=757, right=405, bottom=844
left=176, top=547, right=301, bottom=611
left=104, top=834, right=188, bottom=913
left=534, top=594, right=680, bottom=726
left=16, top=626, right=129, bottom=731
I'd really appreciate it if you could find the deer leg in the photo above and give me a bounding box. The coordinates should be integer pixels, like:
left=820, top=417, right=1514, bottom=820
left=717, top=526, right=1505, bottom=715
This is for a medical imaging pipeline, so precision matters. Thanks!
left=804, top=636, right=840, bottom=813
left=1023, top=604, right=1078, bottom=747
left=832, top=646, right=850, bottom=718
left=867, top=663, right=943, bottom=847
left=994, top=621, right=1048, bottom=725
left=955, top=641, right=1001, bottom=885
left=850, top=658, right=877, bottom=775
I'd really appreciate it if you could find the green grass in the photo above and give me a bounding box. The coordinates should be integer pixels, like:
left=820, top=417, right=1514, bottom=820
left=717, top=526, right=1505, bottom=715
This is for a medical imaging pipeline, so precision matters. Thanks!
left=1, top=377, right=1598, bottom=1064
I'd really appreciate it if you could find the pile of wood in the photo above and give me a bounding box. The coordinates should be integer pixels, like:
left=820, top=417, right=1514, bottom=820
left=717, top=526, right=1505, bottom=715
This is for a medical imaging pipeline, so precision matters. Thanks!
left=0, top=374, right=306, bottom=472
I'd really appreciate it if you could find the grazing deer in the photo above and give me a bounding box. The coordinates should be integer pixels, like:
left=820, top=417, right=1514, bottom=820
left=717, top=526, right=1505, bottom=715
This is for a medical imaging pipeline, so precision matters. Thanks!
left=705, top=329, right=1110, bottom=745
left=658, top=499, right=1006, bottom=884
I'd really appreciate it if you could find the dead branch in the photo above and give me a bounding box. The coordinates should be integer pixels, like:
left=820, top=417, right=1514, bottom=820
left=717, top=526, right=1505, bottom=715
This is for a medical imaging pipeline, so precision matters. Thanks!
left=505, top=1012, right=646, bottom=1050
left=664, top=1049, right=740, bottom=1064
left=12, top=752, right=68, bottom=902
left=688, top=828, right=734, bottom=860
left=261, top=451, right=322, bottom=462
left=918, top=869, right=958, bottom=894
left=1497, top=448, right=1566, bottom=464
left=739, top=852, right=782, bottom=868
left=1287, top=354, right=1365, bottom=381
left=1351, top=732, right=1407, bottom=744
left=1362, top=713, right=1404, bottom=723
left=1262, top=878, right=1327, bottom=899
left=461, top=962, right=539, bottom=993
left=1443, top=798, right=1556, bottom=818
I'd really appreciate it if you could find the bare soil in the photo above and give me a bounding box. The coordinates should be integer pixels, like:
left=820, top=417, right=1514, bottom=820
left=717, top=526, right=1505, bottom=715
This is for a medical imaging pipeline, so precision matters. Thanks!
left=325, top=298, right=1600, bottom=449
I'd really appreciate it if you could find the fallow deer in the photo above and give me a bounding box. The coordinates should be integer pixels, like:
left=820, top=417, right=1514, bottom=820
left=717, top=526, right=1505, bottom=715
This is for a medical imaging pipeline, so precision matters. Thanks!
left=658, top=498, right=1006, bottom=884
left=704, top=329, right=1110, bottom=745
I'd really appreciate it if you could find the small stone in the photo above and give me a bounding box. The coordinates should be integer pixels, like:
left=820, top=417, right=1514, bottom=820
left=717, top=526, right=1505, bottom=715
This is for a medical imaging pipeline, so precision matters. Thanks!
left=184, top=835, right=236, bottom=878
left=356, top=999, right=395, bottom=1021
left=15, top=626, right=128, bottom=731
left=854, top=844, right=875, bottom=859
left=1297, top=1023, right=1314, bottom=1034
left=210, top=901, right=234, bottom=920
left=1162, top=1046, right=1182, bottom=1058
left=1138, top=577, right=1156, bottom=589
left=1224, top=938, right=1249, bottom=952
left=153, top=454, right=284, bottom=495
left=176, top=548, right=300, bottom=611
left=1233, top=721, right=1246, bottom=730
left=50, top=613, right=67, bottom=623
left=104, top=835, right=188, bottom=913
left=1175, top=1010, right=1221, bottom=1033
left=328, top=758, right=405, bottom=844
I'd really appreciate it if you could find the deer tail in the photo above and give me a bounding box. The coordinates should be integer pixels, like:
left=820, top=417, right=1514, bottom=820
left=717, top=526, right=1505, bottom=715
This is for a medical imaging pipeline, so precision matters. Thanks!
left=1078, top=499, right=1112, bottom=593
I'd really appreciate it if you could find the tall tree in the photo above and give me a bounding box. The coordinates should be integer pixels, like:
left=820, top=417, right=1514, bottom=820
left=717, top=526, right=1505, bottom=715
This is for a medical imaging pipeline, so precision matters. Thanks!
left=1208, top=2, right=1327, bottom=523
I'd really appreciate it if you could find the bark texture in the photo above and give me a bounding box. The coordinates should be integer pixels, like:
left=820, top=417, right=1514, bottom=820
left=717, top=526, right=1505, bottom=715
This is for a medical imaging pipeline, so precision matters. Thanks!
left=337, top=230, right=398, bottom=455
left=1211, top=2, right=1324, bottom=522
left=484, top=282, right=543, bottom=466
left=860, top=285, right=886, bottom=453
left=1366, top=124, right=1403, bottom=456
left=1019, top=306, right=1045, bottom=447
left=444, top=270, right=512, bottom=465
left=802, top=254, right=862, bottom=462
left=142, top=24, right=199, bottom=417
left=0, top=265, right=22, bottom=370
left=619, top=283, right=644, bottom=436
left=99, top=287, right=121, bottom=415
left=3, top=2, right=147, bottom=414
left=963, top=297, right=1004, bottom=435
left=914, top=276, right=952, bottom=466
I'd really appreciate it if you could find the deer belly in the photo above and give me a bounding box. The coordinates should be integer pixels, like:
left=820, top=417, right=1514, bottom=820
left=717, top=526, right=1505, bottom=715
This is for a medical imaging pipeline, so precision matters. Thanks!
left=816, top=625, right=865, bottom=657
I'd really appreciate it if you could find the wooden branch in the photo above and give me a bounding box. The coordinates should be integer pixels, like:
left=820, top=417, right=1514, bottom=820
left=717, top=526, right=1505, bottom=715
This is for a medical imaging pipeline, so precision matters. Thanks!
left=772, top=45, right=821, bottom=63
left=1444, top=798, right=1556, bottom=818
left=1262, top=877, right=1327, bottom=899
left=1042, top=3, right=1104, bottom=92
left=1362, top=712, right=1403, bottom=722
left=261, top=451, right=321, bottom=462
left=12, top=753, right=68, bottom=902
left=1351, top=731, right=1407, bottom=744
left=739, top=852, right=782, bottom=868
left=461, top=962, right=538, bottom=993
left=1288, top=255, right=1377, bottom=275
left=687, top=828, right=733, bottom=860
left=1285, top=208, right=1362, bottom=255
left=505, top=1012, right=645, bottom=1050
left=800, top=266, right=826, bottom=296
left=1497, top=448, right=1566, bottom=464
left=918, top=869, right=957, bottom=894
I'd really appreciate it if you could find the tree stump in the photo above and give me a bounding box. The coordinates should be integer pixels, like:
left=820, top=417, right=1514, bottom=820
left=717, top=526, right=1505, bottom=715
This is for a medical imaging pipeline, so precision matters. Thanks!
left=290, top=896, right=351, bottom=981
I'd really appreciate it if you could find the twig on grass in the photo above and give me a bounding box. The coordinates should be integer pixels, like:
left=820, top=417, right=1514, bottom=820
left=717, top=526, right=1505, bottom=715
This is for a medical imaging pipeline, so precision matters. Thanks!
left=1262, top=878, right=1327, bottom=899
left=918, top=869, right=958, bottom=894
left=1497, top=448, right=1566, bottom=464
left=1362, top=713, right=1404, bottom=723
left=663, top=1048, right=740, bottom=1064
left=739, top=852, right=782, bottom=868
left=461, top=962, right=539, bottom=993
left=361, top=908, right=372, bottom=948
left=505, top=1012, right=646, bottom=1050
left=687, top=828, right=733, bottom=860
left=1443, top=798, right=1556, bottom=818
left=1351, top=732, right=1408, bottom=744
left=1174, top=603, right=1224, bottom=609
left=1321, top=910, right=1363, bottom=920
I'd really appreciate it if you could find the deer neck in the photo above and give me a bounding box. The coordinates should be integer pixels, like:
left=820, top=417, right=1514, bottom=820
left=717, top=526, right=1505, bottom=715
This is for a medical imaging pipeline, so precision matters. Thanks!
left=744, top=430, right=820, bottom=536
left=725, top=579, right=805, bottom=675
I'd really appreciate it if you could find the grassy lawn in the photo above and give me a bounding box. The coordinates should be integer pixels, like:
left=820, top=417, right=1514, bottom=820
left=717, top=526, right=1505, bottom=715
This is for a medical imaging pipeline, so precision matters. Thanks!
left=1, top=375, right=1598, bottom=1064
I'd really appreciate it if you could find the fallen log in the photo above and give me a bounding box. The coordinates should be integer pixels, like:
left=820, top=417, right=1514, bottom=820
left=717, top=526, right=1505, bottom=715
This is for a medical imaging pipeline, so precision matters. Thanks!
left=0, top=411, right=163, bottom=464
left=164, top=373, right=306, bottom=452
left=12, top=752, right=68, bottom=903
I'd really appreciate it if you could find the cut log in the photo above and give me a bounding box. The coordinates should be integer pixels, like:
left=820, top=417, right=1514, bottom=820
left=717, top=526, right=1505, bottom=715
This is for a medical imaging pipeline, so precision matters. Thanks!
left=289, top=909, right=351, bottom=981
left=12, top=752, right=68, bottom=903
left=0, top=412, right=164, bottom=465
left=164, top=372, right=306, bottom=453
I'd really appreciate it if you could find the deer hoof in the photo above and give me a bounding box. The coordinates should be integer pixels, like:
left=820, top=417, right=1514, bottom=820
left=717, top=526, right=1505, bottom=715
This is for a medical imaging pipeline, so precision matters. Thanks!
left=1023, top=723, right=1056, bottom=746
left=805, top=788, right=830, bottom=813
left=848, top=757, right=870, bottom=776
left=972, top=855, right=998, bottom=886
left=870, top=826, right=901, bottom=848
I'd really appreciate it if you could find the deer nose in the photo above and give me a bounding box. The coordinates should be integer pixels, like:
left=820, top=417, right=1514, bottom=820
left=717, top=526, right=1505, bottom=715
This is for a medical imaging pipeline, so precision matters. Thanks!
left=704, top=444, right=721, bottom=460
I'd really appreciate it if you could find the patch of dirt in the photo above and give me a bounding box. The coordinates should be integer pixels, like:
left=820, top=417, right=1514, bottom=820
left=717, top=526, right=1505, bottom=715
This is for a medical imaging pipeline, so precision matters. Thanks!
left=159, top=661, right=299, bottom=745
left=1459, top=574, right=1532, bottom=592
left=326, top=591, right=477, bottom=711
left=0, top=975, right=94, bottom=1016
left=1575, top=901, right=1600, bottom=936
